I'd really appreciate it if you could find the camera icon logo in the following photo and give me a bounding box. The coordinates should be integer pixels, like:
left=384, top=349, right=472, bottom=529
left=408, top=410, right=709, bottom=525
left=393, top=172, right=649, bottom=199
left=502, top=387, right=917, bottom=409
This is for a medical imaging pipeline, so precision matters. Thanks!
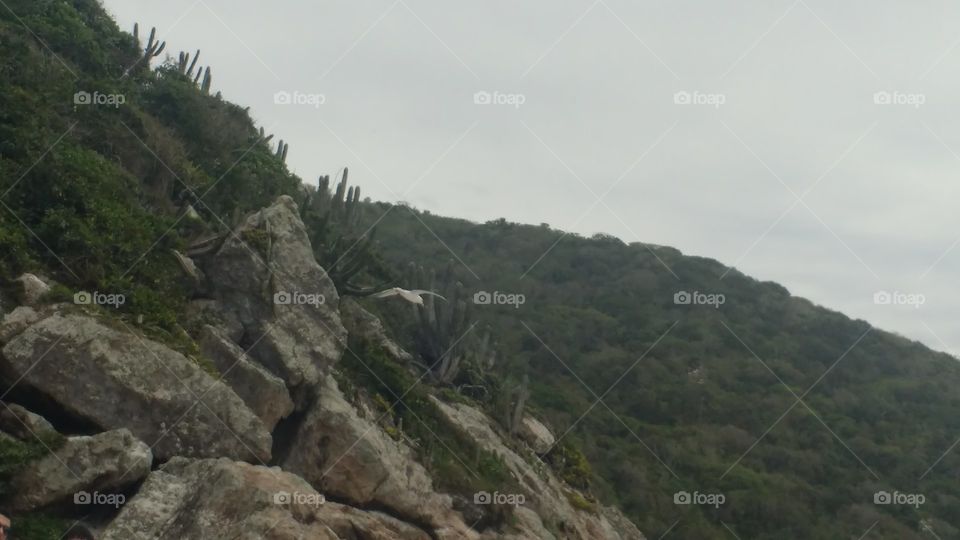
left=474, top=491, right=491, bottom=505
left=873, top=91, right=892, bottom=105
left=74, top=491, right=91, bottom=505
left=274, top=291, right=292, bottom=305
left=474, top=91, right=492, bottom=105
left=74, top=91, right=92, bottom=105
left=473, top=291, right=492, bottom=305
left=874, top=491, right=891, bottom=504
left=274, top=91, right=292, bottom=105
left=674, top=291, right=692, bottom=305
left=74, top=291, right=93, bottom=305
left=873, top=291, right=892, bottom=305
left=673, top=491, right=691, bottom=505
left=673, top=91, right=691, bottom=105
left=273, top=491, right=291, bottom=505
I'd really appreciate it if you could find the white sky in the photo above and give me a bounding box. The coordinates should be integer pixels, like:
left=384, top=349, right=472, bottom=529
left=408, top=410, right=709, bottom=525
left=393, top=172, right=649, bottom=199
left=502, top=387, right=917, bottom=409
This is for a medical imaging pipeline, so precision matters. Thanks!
left=102, top=0, right=960, bottom=357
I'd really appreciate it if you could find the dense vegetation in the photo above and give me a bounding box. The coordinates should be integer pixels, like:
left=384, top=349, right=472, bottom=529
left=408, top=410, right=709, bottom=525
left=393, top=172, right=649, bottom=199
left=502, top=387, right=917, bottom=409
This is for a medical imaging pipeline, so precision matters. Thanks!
left=3, top=1, right=960, bottom=539
left=363, top=208, right=960, bottom=539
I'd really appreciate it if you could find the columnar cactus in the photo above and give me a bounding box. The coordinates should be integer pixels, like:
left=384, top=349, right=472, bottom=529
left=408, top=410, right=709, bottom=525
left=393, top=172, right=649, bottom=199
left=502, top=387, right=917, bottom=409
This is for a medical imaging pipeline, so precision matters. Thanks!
left=123, top=23, right=166, bottom=77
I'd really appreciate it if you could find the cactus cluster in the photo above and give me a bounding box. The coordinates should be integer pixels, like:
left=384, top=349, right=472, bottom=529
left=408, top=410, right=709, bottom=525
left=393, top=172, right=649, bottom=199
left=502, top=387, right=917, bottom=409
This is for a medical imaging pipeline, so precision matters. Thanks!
left=123, top=23, right=165, bottom=77
left=175, top=49, right=213, bottom=94
left=301, top=168, right=390, bottom=295
left=407, top=261, right=476, bottom=385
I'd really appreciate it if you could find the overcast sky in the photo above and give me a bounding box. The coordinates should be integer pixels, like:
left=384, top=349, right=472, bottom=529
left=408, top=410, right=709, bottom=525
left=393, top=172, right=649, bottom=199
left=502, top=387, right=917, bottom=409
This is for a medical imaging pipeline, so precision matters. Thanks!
left=103, top=0, right=960, bottom=357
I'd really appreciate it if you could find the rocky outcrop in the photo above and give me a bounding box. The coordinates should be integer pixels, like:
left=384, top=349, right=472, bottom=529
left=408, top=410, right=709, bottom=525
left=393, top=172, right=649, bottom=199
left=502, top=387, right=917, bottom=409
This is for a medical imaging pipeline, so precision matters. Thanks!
left=340, top=297, right=413, bottom=363
left=13, top=273, right=50, bottom=306
left=0, top=310, right=271, bottom=462
left=102, top=457, right=431, bottom=540
left=282, top=377, right=477, bottom=539
left=200, top=195, right=347, bottom=408
left=431, top=398, right=646, bottom=540
left=9, top=428, right=151, bottom=512
left=198, top=324, right=294, bottom=430
left=0, top=402, right=57, bottom=440
left=518, top=415, right=556, bottom=455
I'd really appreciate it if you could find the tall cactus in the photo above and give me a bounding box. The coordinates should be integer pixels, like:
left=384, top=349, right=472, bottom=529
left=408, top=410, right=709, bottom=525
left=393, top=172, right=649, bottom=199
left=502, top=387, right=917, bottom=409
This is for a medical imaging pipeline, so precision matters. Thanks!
left=200, top=66, right=213, bottom=95
left=124, top=23, right=166, bottom=77
left=275, top=140, right=289, bottom=163
left=177, top=49, right=201, bottom=78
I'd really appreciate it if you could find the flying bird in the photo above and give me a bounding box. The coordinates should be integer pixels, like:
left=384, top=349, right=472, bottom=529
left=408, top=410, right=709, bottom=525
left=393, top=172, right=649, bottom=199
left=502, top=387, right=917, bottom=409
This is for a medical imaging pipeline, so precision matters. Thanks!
left=373, top=287, right=446, bottom=305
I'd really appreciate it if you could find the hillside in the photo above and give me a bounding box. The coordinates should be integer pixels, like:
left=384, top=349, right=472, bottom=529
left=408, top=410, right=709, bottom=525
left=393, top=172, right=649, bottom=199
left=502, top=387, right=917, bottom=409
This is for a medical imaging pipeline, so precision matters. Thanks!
left=1, top=1, right=959, bottom=539
left=360, top=206, right=960, bottom=538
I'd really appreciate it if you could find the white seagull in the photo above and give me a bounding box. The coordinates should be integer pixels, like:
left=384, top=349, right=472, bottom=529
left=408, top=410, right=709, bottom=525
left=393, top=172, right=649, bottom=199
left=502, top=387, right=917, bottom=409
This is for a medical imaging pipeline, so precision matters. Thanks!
left=373, top=287, right=446, bottom=305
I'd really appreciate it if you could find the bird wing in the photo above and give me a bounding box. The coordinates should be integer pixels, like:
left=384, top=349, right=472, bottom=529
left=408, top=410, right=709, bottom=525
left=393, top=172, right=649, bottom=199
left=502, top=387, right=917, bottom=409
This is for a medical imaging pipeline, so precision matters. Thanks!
left=411, top=290, right=447, bottom=301
left=372, top=288, right=401, bottom=298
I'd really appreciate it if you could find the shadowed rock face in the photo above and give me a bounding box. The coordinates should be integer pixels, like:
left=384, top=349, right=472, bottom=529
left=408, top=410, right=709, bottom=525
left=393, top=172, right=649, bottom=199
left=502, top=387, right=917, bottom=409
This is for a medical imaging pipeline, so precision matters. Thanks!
left=0, top=310, right=272, bottom=463
left=200, top=195, right=347, bottom=409
left=101, top=457, right=431, bottom=540
left=198, top=324, right=294, bottom=431
left=10, top=428, right=151, bottom=512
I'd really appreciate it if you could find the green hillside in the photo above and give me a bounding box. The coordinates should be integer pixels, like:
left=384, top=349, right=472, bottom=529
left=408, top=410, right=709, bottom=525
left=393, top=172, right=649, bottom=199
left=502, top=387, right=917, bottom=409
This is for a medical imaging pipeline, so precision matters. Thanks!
left=1, top=1, right=959, bottom=539
left=361, top=207, right=960, bottom=539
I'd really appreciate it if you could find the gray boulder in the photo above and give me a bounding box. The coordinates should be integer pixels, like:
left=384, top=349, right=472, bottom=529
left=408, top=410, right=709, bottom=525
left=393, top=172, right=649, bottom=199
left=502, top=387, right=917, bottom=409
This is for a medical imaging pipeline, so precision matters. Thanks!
left=13, top=274, right=50, bottom=306
left=102, top=457, right=431, bottom=540
left=201, top=196, right=347, bottom=408
left=0, top=402, right=56, bottom=440
left=0, top=311, right=271, bottom=462
left=198, top=325, right=294, bottom=430
left=282, top=377, right=477, bottom=539
left=9, top=428, right=151, bottom=512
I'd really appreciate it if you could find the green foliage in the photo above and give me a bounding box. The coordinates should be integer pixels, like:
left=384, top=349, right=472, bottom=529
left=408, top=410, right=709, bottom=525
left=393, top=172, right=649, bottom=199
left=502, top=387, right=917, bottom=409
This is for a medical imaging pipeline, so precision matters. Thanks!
left=7, top=513, right=68, bottom=540
left=361, top=206, right=960, bottom=539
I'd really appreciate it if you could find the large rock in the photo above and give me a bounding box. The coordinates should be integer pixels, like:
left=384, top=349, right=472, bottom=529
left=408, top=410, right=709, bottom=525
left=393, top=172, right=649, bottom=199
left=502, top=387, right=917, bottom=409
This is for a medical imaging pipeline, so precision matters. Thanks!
left=282, top=377, right=477, bottom=539
left=9, top=428, right=151, bottom=512
left=518, top=415, right=556, bottom=455
left=0, top=310, right=272, bottom=462
left=13, top=273, right=50, bottom=306
left=201, top=196, right=347, bottom=408
left=102, top=457, right=431, bottom=540
left=340, top=297, right=413, bottom=363
left=198, top=325, right=294, bottom=430
left=431, top=398, right=646, bottom=540
left=0, top=402, right=57, bottom=440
